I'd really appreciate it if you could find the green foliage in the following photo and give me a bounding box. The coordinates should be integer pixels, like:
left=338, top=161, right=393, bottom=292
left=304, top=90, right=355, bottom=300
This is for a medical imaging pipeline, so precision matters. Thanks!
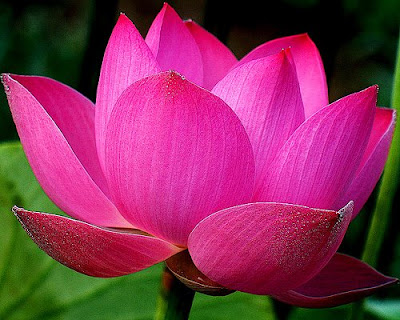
left=365, top=299, right=400, bottom=320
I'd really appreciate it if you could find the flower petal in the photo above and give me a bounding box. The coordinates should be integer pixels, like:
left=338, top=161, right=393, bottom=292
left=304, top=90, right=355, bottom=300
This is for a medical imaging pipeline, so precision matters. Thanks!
left=145, top=3, right=203, bottom=86
left=184, top=20, right=237, bottom=90
left=2, top=74, right=129, bottom=228
left=255, top=86, right=377, bottom=210
left=212, top=49, right=305, bottom=190
left=104, top=71, right=255, bottom=246
left=188, top=201, right=353, bottom=295
left=273, top=253, right=398, bottom=308
left=237, top=34, right=328, bottom=117
left=165, top=250, right=234, bottom=296
left=95, top=13, right=160, bottom=169
left=10, top=75, right=108, bottom=194
left=333, top=108, right=396, bottom=217
left=13, top=207, right=181, bottom=277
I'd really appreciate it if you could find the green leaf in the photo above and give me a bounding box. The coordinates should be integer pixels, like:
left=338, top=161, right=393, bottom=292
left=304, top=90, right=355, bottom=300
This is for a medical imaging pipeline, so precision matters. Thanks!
left=365, top=299, right=400, bottom=320
left=0, top=141, right=274, bottom=320
left=191, top=292, right=276, bottom=320
left=288, top=305, right=351, bottom=320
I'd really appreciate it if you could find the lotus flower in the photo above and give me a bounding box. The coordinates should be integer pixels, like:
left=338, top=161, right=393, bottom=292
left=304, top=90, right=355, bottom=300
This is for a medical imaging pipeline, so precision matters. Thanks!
left=2, top=3, right=398, bottom=308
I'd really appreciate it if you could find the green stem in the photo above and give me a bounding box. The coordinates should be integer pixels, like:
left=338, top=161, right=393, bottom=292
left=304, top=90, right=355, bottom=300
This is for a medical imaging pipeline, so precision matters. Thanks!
left=155, top=266, right=196, bottom=320
left=350, top=31, right=400, bottom=320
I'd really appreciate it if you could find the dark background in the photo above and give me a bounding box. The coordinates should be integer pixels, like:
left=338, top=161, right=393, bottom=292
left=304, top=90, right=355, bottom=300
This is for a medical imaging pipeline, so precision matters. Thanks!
left=1, top=0, right=400, bottom=142
left=0, top=0, right=399, bottom=317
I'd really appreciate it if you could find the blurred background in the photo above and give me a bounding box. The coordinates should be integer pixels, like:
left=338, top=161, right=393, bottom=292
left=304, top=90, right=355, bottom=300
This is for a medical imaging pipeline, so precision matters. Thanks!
left=0, top=0, right=399, bottom=319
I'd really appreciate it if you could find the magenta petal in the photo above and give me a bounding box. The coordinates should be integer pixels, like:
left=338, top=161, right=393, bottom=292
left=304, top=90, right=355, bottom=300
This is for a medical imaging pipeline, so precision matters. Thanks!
left=237, top=34, right=328, bottom=117
left=212, top=50, right=305, bottom=190
left=104, top=71, right=255, bottom=246
left=2, top=74, right=129, bottom=228
left=96, top=13, right=160, bottom=169
left=10, top=75, right=108, bottom=194
left=145, top=3, right=203, bottom=86
left=273, top=253, right=398, bottom=308
left=184, top=20, right=237, bottom=90
left=14, top=207, right=182, bottom=277
left=256, top=87, right=377, bottom=210
left=188, top=202, right=353, bottom=295
left=334, top=108, right=396, bottom=217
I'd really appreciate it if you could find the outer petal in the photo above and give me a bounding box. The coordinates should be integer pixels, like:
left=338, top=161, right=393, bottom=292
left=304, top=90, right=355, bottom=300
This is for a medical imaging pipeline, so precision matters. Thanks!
left=145, top=3, right=203, bottom=86
left=10, top=75, right=108, bottom=194
left=104, top=71, right=255, bottom=246
left=188, top=202, right=353, bottom=295
left=255, top=87, right=377, bottom=210
left=273, top=253, right=398, bottom=308
left=237, top=34, right=328, bottom=118
left=212, top=50, right=305, bottom=190
left=334, top=108, right=396, bottom=217
left=184, top=20, right=237, bottom=90
left=96, top=13, right=160, bottom=170
left=2, top=74, right=129, bottom=228
left=13, top=207, right=182, bottom=277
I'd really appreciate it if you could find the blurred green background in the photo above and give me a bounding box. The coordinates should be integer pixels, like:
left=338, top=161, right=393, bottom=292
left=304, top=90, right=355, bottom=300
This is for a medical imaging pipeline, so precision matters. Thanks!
left=0, top=0, right=400, bottom=319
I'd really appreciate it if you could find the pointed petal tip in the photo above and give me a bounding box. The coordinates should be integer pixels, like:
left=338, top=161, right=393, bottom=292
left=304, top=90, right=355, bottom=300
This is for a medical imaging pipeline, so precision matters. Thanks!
left=1, top=73, right=11, bottom=91
left=364, top=84, right=379, bottom=97
left=341, top=200, right=354, bottom=216
left=116, top=12, right=133, bottom=26
left=2, top=72, right=15, bottom=87
left=12, top=205, right=20, bottom=214
left=358, top=85, right=379, bottom=107
left=162, top=2, right=173, bottom=12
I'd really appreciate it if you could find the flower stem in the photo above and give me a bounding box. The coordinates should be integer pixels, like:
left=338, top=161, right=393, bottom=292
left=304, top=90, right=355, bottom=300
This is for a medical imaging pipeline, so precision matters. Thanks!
left=349, top=31, right=400, bottom=320
left=155, top=266, right=195, bottom=320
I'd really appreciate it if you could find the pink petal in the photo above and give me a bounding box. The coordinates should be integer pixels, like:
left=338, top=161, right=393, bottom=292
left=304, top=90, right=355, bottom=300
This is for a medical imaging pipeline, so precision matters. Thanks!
left=104, top=71, right=255, bottom=246
left=96, top=13, right=160, bottom=170
left=237, top=34, right=328, bottom=118
left=13, top=207, right=182, bottom=277
left=212, top=49, right=305, bottom=190
left=188, top=201, right=353, bottom=295
left=10, top=75, right=108, bottom=194
left=255, top=87, right=377, bottom=210
left=145, top=3, right=203, bottom=86
left=2, top=74, right=129, bottom=228
left=184, top=20, right=237, bottom=90
left=333, top=108, right=396, bottom=218
left=273, top=253, right=398, bottom=308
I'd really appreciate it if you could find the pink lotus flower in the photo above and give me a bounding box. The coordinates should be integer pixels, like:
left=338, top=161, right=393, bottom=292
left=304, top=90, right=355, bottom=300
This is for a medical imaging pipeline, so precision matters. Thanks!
left=2, top=3, right=398, bottom=307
